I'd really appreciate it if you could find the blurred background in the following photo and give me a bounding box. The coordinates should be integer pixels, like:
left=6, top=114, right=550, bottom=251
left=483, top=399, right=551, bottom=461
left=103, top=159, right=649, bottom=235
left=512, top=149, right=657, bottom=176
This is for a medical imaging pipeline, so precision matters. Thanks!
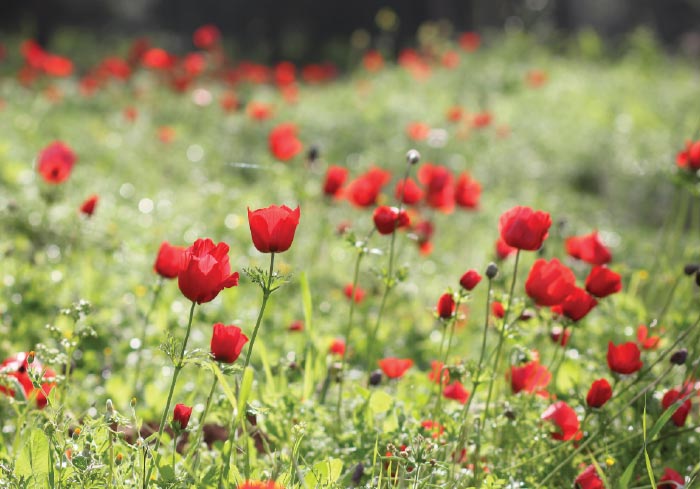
left=2, top=0, right=700, bottom=62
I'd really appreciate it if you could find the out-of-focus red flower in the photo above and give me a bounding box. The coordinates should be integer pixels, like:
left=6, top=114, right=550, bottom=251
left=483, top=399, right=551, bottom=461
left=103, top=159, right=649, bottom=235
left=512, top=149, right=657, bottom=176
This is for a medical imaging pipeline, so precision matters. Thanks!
left=421, top=420, right=445, bottom=438
left=607, top=341, right=643, bottom=375
left=413, top=220, right=435, bottom=255
left=379, top=358, right=413, bottom=379
left=158, top=126, right=175, bottom=143
left=37, top=141, right=77, bottom=184
left=585, top=266, right=621, bottom=298
left=636, top=325, right=660, bottom=350
left=441, top=50, right=460, bottom=69
left=472, top=112, right=492, bottom=128
left=526, top=69, right=548, bottom=88
left=525, top=258, right=576, bottom=307
left=373, top=206, right=410, bottom=234
left=395, top=177, right=423, bottom=205
left=586, top=379, right=613, bottom=408
left=323, top=166, right=348, bottom=197
left=79, top=194, right=99, bottom=217
left=220, top=91, right=238, bottom=112
left=495, top=237, right=517, bottom=260
left=460, top=270, right=482, bottom=291
left=458, top=32, right=481, bottom=52
left=550, top=326, right=571, bottom=347
left=362, top=50, right=384, bottom=72
left=553, top=287, right=598, bottom=322
left=658, top=467, right=685, bottom=488
left=454, top=173, right=481, bottom=209
left=99, top=57, right=131, bottom=80
left=0, top=352, right=56, bottom=409
left=269, top=123, right=303, bottom=162
left=492, top=301, right=505, bottom=318
left=182, top=52, right=206, bottom=77
left=142, top=48, right=175, bottom=70
left=677, top=140, right=700, bottom=171
left=499, top=206, right=551, bottom=251
left=154, top=242, right=186, bottom=279
left=565, top=232, right=612, bottom=265
left=329, top=339, right=346, bottom=357
left=428, top=360, right=450, bottom=385
left=662, top=389, right=692, bottom=427
left=406, top=122, right=430, bottom=141
left=436, top=293, right=456, bottom=319
left=248, top=205, right=301, bottom=253
left=274, top=61, right=296, bottom=87
left=193, top=24, right=221, bottom=50
left=127, top=37, right=151, bottom=66
left=509, top=360, right=551, bottom=395
left=124, top=106, right=138, bottom=122
left=210, top=324, right=249, bottom=363
left=541, top=401, right=581, bottom=441
left=288, top=320, right=304, bottom=332
left=177, top=238, right=239, bottom=304
left=172, top=404, right=193, bottom=430
left=574, top=465, right=604, bottom=489
left=301, top=63, right=337, bottom=84
left=344, top=167, right=392, bottom=207
left=344, top=283, right=366, bottom=303
left=443, top=381, right=470, bottom=404
left=237, top=481, right=284, bottom=489
left=418, top=163, right=455, bottom=213
left=247, top=101, right=273, bottom=121
left=446, top=106, right=464, bottom=122
left=42, top=54, right=73, bottom=77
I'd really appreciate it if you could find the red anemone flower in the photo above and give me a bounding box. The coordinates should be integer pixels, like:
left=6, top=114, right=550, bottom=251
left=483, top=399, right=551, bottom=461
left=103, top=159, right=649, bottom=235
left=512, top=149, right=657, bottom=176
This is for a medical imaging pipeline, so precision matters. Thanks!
left=498, top=206, right=551, bottom=251
left=541, top=401, right=581, bottom=441
left=509, top=360, right=551, bottom=395
left=525, top=258, right=576, bottom=307
left=37, top=141, right=77, bottom=184
left=607, top=341, right=643, bottom=375
left=443, top=381, right=470, bottom=404
left=586, top=379, right=613, bottom=408
left=210, top=324, right=249, bottom=363
left=565, top=232, right=612, bottom=265
left=177, top=239, right=239, bottom=304
left=585, top=266, right=622, bottom=298
left=248, top=205, right=301, bottom=253
left=269, top=123, right=302, bottom=161
left=378, top=358, right=413, bottom=379
left=661, top=389, right=692, bottom=427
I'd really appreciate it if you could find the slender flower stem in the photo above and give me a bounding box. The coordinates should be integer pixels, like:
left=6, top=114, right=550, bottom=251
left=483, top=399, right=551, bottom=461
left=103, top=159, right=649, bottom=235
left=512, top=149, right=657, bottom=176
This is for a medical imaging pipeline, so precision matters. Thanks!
left=145, top=300, right=196, bottom=488
left=187, top=376, right=219, bottom=472
left=133, top=277, right=164, bottom=399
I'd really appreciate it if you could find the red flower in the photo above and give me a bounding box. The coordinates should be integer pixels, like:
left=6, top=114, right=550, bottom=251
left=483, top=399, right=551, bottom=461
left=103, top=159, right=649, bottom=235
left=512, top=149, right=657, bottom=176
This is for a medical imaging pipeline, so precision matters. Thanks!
left=550, top=326, right=571, bottom=347
left=436, top=293, right=456, bottom=319
left=0, top=352, right=56, bottom=409
left=362, top=50, right=384, bottom=72
left=344, top=284, right=365, bottom=303
left=141, top=48, right=175, bottom=70
left=607, top=341, right=643, bottom=375
left=454, top=173, right=481, bottom=209
left=210, top=323, right=249, bottom=363
left=509, top=360, right=551, bottom=394
left=565, top=232, right=612, bottom=265
left=269, top=123, right=302, bottom=161
left=418, top=163, right=455, bottom=213
left=237, top=481, right=284, bottom=489
left=406, top=122, right=430, bottom=141
left=329, top=339, right=346, bottom=357
left=525, top=259, right=576, bottom=306
left=526, top=69, right=548, bottom=88
left=37, top=141, right=77, bottom=184
left=178, top=238, right=240, bottom=304
left=637, top=325, right=660, bottom=350
left=574, top=465, right=604, bottom=489
left=395, top=177, right=424, bottom=205
left=472, top=112, right=492, bottom=128
left=42, top=54, right=73, bottom=77
left=220, top=91, right=238, bottom=112
left=421, top=420, right=445, bottom=438
left=459, top=270, right=482, bottom=291
left=499, top=206, right=551, bottom=251
left=79, top=194, right=98, bottom=217
left=586, top=379, right=613, bottom=408
left=541, top=401, right=581, bottom=441
left=247, top=101, right=273, bottom=121
left=443, top=381, right=470, bottom=404
left=172, top=404, right=193, bottom=430
left=585, top=266, right=622, bottom=298
left=676, top=140, right=700, bottom=171
left=413, top=220, right=435, bottom=255
left=378, top=358, right=413, bottom=379
left=662, top=389, right=692, bottom=427
left=373, top=206, right=410, bottom=235
left=659, top=467, right=685, bottom=488
left=344, top=167, right=392, bottom=207
left=323, top=166, right=348, bottom=197
left=248, top=205, right=301, bottom=253
left=492, top=301, right=505, bottom=318
left=288, top=320, right=304, bottom=332
left=495, top=237, right=517, bottom=260
left=458, top=32, right=481, bottom=52
left=428, top=360, right=449, bottom=385
left=274, top=61, right=296, bottom=87
left=446, top=106, right=464, bottom=122
left=193, top=24, right=221, bottom=50
left=555, top=287, right=598, bottom=322
left=154, top=242, right=186, bottom=279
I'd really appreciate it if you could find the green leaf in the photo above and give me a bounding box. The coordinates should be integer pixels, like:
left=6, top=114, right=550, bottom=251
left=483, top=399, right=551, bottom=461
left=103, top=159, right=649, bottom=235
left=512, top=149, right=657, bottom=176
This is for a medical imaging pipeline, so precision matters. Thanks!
left=211, top=362, right=238, bottom=409
left=15, top=429, right=49, bottom=482
left=300, top=272, right=313, bottom=336
left=643, top=396, right=657, bottom=489
left=304, top=458, right=343, bottom=486
left=369, top=391, right=393, bottom=414
left=237, top=366, right=254, bottom=422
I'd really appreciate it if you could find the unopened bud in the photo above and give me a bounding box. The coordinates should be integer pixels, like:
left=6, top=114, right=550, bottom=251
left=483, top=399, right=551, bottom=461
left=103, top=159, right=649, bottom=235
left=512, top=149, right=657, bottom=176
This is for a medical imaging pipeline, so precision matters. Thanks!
left=485, top=262, right=498, bottom=280
left=115, top=453, right=123, bottom=465
left=130, top=397, right=137, bottom=408
left=406, top=149, right=420, bottom=165
left=369, top=370, right=383, bottom=386
left=695, top=273, right=700, bottom=287
left=351, top=462, right=364, bottom=484
left=684, top=264, right=700, bottom=276
left=106, top=399, right=114, bottom=416
left=670, top=349, right=688, bottom=366
left=307, top=145, right=320, bottom=163
left=27, top=351, right=35, bottom=364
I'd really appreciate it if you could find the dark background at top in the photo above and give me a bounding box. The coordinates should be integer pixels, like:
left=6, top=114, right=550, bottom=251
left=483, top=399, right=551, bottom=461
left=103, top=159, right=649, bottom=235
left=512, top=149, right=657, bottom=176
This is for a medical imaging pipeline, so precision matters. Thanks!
left=1, top=0, right=699, bottom=61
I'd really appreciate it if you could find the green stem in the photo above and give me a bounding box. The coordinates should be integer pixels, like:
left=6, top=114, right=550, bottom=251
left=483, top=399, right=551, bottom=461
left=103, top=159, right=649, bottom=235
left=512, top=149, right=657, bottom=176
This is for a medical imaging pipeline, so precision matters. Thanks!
left=188, top=376, right=219, bottom=474
left=133, top=277, right=164, bottom=399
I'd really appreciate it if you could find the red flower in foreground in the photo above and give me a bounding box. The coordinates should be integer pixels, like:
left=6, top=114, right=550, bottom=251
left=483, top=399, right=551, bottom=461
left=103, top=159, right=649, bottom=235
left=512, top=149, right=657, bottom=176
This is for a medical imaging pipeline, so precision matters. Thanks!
left=248, top=205, right=301, bottom=253
left=269, top=123, right=302, bottom=161
left=329, top=339, right=346, bottom=357
left=172, top=403, right=193, bottom=430
left=0, top=352, right=56, bottom=408
left=566, top=232, right=612, bottom=265
left=662, top=389, right=692, bottom=427
left=37, top=141, right=77, bottom=184
left=586, top=379, right=613, bottom=408
left=495, top=237, right=517, bottom=260
left=658, top=467, right=685, bottom=488
left=323, top=166, right=348, bottom=197
left=79, top=194, right=98, bottom=217
left=373, top=206, right=410, bottom=234
left=454, top=173, right=481, bottom=209
left=193, top=24, right=221, bottom=50
left=210, top=324, right=249, bottom=363
left=443, top=381, right=470, bottom=404
left=637, top=324, right=660, bottom=350
left=344, top=167, right=392, bottom=207
left=378, top=358, right=413, bottom=379
left=436, top=293, right=456, bottom=319
left=395, top=177, right=423, bottom=205
left=541, top=401, right=581, bottom=441
left=460, top=269, right=482, bottom=291
left=525, top=258, right=576, bottom=307
left=509, top=360, right=551, bottom=395
left=574, top=465, right=604, bottom=489
left=428, top=360, right=450, bottom=385
left=585, top=266, right=622, bottom=298
left=554, top=287, right=598, bottom=322
left=607, top=341, right=643, bottom=375
left=154, top=241, right=186, bottom=279
left=178, top=239, right=240, bottom=304
left=344, top=284, right=366, bottom=303
left=499, top=206, right=551, bottom=251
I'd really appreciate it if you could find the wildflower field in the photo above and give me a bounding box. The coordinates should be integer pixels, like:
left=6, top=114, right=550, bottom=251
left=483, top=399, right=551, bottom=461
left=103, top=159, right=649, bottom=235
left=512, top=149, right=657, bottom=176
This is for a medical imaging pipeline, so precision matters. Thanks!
left=1, top=26, right=700, bottom=488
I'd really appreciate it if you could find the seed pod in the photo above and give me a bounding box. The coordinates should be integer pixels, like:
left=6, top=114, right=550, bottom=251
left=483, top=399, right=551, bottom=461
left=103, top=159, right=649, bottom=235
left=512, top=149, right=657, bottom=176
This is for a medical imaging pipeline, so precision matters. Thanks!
left=486, top=262, right=499, bottom=280
left=670, top=349, right=688, bottom=366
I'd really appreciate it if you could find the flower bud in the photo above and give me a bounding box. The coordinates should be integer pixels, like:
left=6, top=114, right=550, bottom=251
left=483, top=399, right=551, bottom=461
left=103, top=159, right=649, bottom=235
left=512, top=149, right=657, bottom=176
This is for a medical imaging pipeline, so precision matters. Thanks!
left=27, top=351, right=35, bottom=364
left=406, top=149, right=420, bottom=165
left=369, top=369, right=383, bottom=386
left=670, top=348, right=688, bottom=365
left=684, top=264, right=700, bottom=276
left=485, top=262, right=498, bottom=279
left=307, top=145, right=320, bottom=163
left=351, top=463, right=365, bottom=484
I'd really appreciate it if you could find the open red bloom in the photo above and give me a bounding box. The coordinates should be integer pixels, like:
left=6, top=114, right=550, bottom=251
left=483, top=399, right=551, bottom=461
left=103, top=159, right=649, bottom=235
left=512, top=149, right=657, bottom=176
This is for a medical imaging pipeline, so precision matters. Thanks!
left=395, top=177, right=424, bottom=205
left=607, top=341, right=643, bottom=375
left=525, top=259, right=576, bottom=307
left=428, top=360, right=450, bottom=385
left=585, top=266, right=621, bottom=298
left=248, top=205, right=301, bottom=253
left=454, top=173, right=481, bottom=209
left=323, top=166, right=348, bottom=197
left=566, top=232, right=612, bottom=265
left=495, top=237, right=517, bottom=260
left=329, top=339, right=346, bottom=357
left=154, top=242, right=186, bottom=279
left=586, top=378, right=613, bottom=408
left=555, top=287, right=598, bottom=322
left=662, top=389, right=692, bottom=427
left=269, top=123, right=302, bottom=161
left=436, top=293, right=456, bottom=319
left=541, top=401, right=581, bottom=441
left=499, top=206, right=551, bottom=251
left=378, top=357, right=413, bottom=379
left=676, top=140, right=700, bottom=171
left=38, top=141, right=77, bottom=184
left=659, top=467, right=685, bottom=488
left=418, top=163, right=455, bottom=213
left=172, top=404, right=192, bottom=430
left=178, top=239, right=239, bottom=304
left=373, top=206, right=410, bottom=235
left=343, top=283, right=366, bottom=303
left=460, top=269, right=482, bottom=291
left=509, top=360, right=551, bottom=395
left=193, top=24, right=221, bottom=50
left=211, top=324, right=249, bottom=363
left=637, top=325, right=660, bottom=350
left=79, top=194, right=98, bottom=216
left=443, top=381, right=470, bottom=404
left=574, top=465, right=604, bottom=489
left=344, top=167, right=392, bottom=207
left=0, top=352, right=56, bottom=408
